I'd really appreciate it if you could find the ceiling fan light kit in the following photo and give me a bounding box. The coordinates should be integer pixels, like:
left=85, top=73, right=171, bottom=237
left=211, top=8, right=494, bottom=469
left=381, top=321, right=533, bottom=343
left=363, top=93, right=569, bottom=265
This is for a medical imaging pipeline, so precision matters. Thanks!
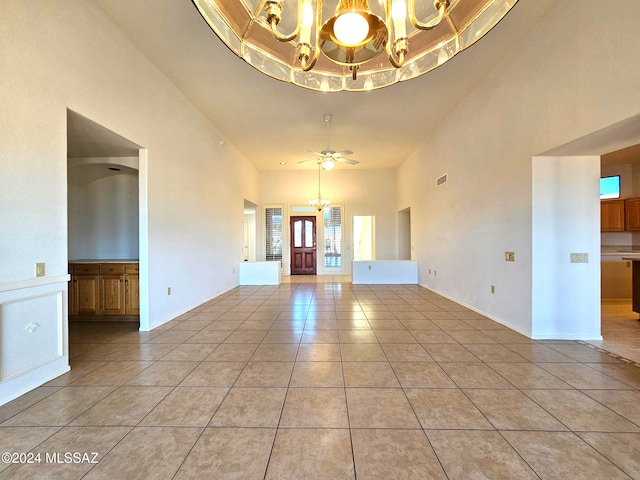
left=299, top=114, right=359, bottom=169
left=192, top=0, right=517, bottom=91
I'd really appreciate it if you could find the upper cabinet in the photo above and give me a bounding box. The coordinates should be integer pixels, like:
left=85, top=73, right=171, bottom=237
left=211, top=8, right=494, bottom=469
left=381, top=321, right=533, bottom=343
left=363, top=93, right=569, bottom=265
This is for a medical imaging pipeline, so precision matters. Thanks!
left=601, top=199, right=625, bottom=232
left=625, top=198, right=640, bottom=232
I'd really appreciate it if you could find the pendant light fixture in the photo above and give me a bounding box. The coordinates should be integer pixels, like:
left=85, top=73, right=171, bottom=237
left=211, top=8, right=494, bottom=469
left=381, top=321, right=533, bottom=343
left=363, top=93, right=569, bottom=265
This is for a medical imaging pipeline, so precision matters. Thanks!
left=192, top=0, right=517, bottom=91
left=309, top=161, right=330, bottom=211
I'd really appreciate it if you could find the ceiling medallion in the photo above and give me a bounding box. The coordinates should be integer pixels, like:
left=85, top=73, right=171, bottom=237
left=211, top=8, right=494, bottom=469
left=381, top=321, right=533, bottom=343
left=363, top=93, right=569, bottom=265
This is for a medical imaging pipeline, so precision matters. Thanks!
left=193, top=0, right=517, bottom=92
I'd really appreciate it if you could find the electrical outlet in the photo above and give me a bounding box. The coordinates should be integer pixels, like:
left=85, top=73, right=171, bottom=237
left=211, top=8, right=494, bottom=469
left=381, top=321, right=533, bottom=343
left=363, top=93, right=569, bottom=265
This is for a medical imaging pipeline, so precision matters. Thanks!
left=505, top=252, right=515, bottom=262
left=167, top=287, right=171, bottom=295
left=368, top=265, right=372, bottom=270
left=491, top=285, right=495, bottom=294
left=35, top=262, right=45, bottom=277
left=570, top=253, right=589, bottom=263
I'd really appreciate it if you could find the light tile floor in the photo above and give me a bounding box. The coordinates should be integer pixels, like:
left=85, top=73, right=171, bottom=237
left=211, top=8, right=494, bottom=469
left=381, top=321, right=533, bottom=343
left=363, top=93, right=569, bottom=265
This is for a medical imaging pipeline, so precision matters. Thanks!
left=589, top=301, right=640, bottom=364
left=1, top=282, right=640, bottom=479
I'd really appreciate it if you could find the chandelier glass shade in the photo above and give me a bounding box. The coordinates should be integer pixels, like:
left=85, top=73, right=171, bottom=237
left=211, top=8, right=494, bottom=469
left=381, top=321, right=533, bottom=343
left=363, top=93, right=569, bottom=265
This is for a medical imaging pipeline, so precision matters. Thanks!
left=192, top=0, right=517, bottom=92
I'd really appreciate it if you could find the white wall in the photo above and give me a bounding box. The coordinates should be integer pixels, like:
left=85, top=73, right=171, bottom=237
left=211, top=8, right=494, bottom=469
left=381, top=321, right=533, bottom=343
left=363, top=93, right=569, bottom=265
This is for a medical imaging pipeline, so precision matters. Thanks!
left=68, top=173, right=139, bottom=260
left=259, top=169, right=397, bottom=274
left=397, top=0, right=640, bottom=337
left=532, top=156, right=601, bottom=339
left=0, top=0, right=258, bottom=404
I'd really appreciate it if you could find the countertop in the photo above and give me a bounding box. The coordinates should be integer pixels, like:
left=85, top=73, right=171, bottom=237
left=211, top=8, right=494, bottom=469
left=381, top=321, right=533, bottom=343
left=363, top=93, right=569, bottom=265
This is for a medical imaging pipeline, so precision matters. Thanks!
left=602, top=246, right=640, bottom=258
left=69, top=259, right=139, bottom=263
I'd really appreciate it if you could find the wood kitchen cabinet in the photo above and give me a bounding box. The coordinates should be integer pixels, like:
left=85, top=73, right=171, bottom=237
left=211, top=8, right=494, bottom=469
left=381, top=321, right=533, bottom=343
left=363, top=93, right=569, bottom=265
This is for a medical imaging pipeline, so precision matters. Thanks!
left=72, top=264, right=100, bottom=316
left=69, top=262, right=139, bottom=320
left=125, top=263, right=140, bottom=315
left=626, top=197, right=640, bottom=232
left=601, top=199, right=625, bottom=232
left=100, top=264, right=126, bottom=315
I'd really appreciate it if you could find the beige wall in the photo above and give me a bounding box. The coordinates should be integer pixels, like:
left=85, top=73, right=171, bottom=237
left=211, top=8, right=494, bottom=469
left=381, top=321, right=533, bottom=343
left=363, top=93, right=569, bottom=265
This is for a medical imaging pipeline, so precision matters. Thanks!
left=398, top=0, right=640, bottom=336
left=1, top=0, right=259, bottom=322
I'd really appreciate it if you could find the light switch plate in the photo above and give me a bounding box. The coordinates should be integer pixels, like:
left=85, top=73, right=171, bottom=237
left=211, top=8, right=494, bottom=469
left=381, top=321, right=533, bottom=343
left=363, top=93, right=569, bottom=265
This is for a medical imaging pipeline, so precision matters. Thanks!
left=570, top=253, right=589, bottom=263
left=35, top=262, right=45, bottom=277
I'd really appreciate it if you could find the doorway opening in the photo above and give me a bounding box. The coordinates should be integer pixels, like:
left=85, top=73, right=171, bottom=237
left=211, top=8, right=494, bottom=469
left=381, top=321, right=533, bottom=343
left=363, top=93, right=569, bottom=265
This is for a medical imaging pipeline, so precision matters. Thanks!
left=290, top=216, right=317, bottom=275
left=244, top=200, right=257, bottom=262
left=535, top=113, right=640, bottom=344
left=398, top=208, right=411, bottom=260
left=353, top=215, right=376, bottom=261
left=66, top=110, right=147, bottom=329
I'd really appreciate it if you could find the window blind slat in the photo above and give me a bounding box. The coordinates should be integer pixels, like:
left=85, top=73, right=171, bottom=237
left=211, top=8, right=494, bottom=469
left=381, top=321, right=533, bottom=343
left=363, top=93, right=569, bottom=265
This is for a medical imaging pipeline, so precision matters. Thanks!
left=265, top=207, right=283, bottom=263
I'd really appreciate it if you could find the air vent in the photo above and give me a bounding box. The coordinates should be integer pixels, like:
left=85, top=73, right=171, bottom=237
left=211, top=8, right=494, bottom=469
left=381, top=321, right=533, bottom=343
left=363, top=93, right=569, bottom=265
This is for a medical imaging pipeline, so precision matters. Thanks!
left=436, top=174, right=448, bottom=186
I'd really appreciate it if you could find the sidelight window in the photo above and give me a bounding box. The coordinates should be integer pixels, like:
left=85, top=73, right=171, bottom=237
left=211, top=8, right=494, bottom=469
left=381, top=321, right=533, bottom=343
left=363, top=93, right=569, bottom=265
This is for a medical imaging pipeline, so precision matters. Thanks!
left=265, top=206, right=283, bottom=263
left=323, top=206, right=342, bottom=268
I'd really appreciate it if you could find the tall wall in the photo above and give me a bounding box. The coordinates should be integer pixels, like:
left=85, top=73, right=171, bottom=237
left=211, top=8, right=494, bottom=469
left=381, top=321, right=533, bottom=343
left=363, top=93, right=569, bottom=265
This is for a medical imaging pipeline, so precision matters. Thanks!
left=397, top=0, right=640, bottom=336
left=259, top=169, right=397, bottom=274
left=0, top=0, right=259, bottom=404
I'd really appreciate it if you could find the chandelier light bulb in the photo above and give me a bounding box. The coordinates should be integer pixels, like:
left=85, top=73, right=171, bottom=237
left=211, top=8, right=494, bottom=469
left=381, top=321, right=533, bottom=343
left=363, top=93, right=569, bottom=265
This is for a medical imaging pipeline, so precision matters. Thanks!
left=333, top=12, right=369, bottom=46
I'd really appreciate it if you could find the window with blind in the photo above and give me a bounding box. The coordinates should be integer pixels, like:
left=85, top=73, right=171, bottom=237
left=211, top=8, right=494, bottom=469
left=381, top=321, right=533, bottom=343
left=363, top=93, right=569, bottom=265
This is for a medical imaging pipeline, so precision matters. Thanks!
left=265, top=206, right=283, bottom=263
left=323, top=205, right=342, bottom=268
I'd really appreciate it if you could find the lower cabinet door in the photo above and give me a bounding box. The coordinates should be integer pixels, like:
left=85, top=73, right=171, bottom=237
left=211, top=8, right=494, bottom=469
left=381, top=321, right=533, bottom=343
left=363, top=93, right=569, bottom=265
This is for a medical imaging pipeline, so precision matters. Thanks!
left=101, top=275, right=126, bottom=315
left=125, top=275, right=140, bottom=315
left=75, top=275, right=99, bottom=315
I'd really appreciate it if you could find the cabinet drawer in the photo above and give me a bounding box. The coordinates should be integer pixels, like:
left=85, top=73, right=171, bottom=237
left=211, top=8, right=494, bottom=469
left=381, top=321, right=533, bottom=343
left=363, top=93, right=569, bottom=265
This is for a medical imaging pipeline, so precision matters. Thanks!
left=101, top=264, right=125, bottom=275
left=125, top=263, right=139, bottom=274
left=73, top=264, right=100, bottom=275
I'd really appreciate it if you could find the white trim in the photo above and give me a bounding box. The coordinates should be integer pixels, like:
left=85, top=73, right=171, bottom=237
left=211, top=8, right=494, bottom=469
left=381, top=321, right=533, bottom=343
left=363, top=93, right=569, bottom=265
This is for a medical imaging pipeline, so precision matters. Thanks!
left=138, top=148, right=150, bottom=331
left=0, top=275, right=70, bottom=293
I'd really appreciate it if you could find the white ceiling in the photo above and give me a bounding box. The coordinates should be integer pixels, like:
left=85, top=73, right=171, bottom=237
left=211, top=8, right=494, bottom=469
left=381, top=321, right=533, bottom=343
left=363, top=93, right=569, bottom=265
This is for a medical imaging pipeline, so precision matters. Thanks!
left=90, top=0, right=556, bottom=171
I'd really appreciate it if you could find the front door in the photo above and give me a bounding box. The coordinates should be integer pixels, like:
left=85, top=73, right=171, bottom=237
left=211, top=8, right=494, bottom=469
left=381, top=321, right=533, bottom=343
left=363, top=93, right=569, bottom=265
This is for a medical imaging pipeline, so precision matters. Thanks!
left=290, top=216, right=317, bottom=275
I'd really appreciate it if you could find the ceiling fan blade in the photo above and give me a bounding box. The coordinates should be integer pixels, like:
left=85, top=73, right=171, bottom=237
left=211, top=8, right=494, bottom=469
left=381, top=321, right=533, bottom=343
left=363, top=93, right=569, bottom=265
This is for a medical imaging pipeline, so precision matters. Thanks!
left=335, top=158, right=359, bottom=165
left=308, top=150, right=324, bottom=156
left=334, top=150, right=353, bottom=156
left=297, top=158, right=319, bottom=164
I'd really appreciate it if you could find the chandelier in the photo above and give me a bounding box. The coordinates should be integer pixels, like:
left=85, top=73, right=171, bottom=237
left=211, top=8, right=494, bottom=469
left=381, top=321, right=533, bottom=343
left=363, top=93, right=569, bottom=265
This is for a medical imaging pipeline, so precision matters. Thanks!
left=309, top=161, right=330, bottom=211
left=192, top=0, right=517, bottom=92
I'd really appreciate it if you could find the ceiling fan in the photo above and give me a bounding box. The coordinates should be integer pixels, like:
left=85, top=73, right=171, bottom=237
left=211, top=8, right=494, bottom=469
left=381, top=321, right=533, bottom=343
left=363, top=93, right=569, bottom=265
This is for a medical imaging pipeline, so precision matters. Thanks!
left=298, top=114, right=359, bottom=170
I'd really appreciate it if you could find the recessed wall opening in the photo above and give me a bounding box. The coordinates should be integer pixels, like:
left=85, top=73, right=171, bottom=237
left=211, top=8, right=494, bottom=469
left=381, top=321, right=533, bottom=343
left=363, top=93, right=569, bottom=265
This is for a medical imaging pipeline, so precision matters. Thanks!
left=536, top=113, right=640, bottom=345
left=398, top=208, right=411, bottom=260
left=244, top=199, right=257, bottom=262
left=66, top=110, right=146, bottom=329
left=353, top=215, right=375, bottom=261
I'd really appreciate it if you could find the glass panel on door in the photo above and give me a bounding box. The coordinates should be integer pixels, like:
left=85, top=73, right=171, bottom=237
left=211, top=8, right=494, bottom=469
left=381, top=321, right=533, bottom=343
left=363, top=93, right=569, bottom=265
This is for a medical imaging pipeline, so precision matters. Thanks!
left=305, top=220, right=314, bottom=248
left=294, top=220, right=302, bottom=247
